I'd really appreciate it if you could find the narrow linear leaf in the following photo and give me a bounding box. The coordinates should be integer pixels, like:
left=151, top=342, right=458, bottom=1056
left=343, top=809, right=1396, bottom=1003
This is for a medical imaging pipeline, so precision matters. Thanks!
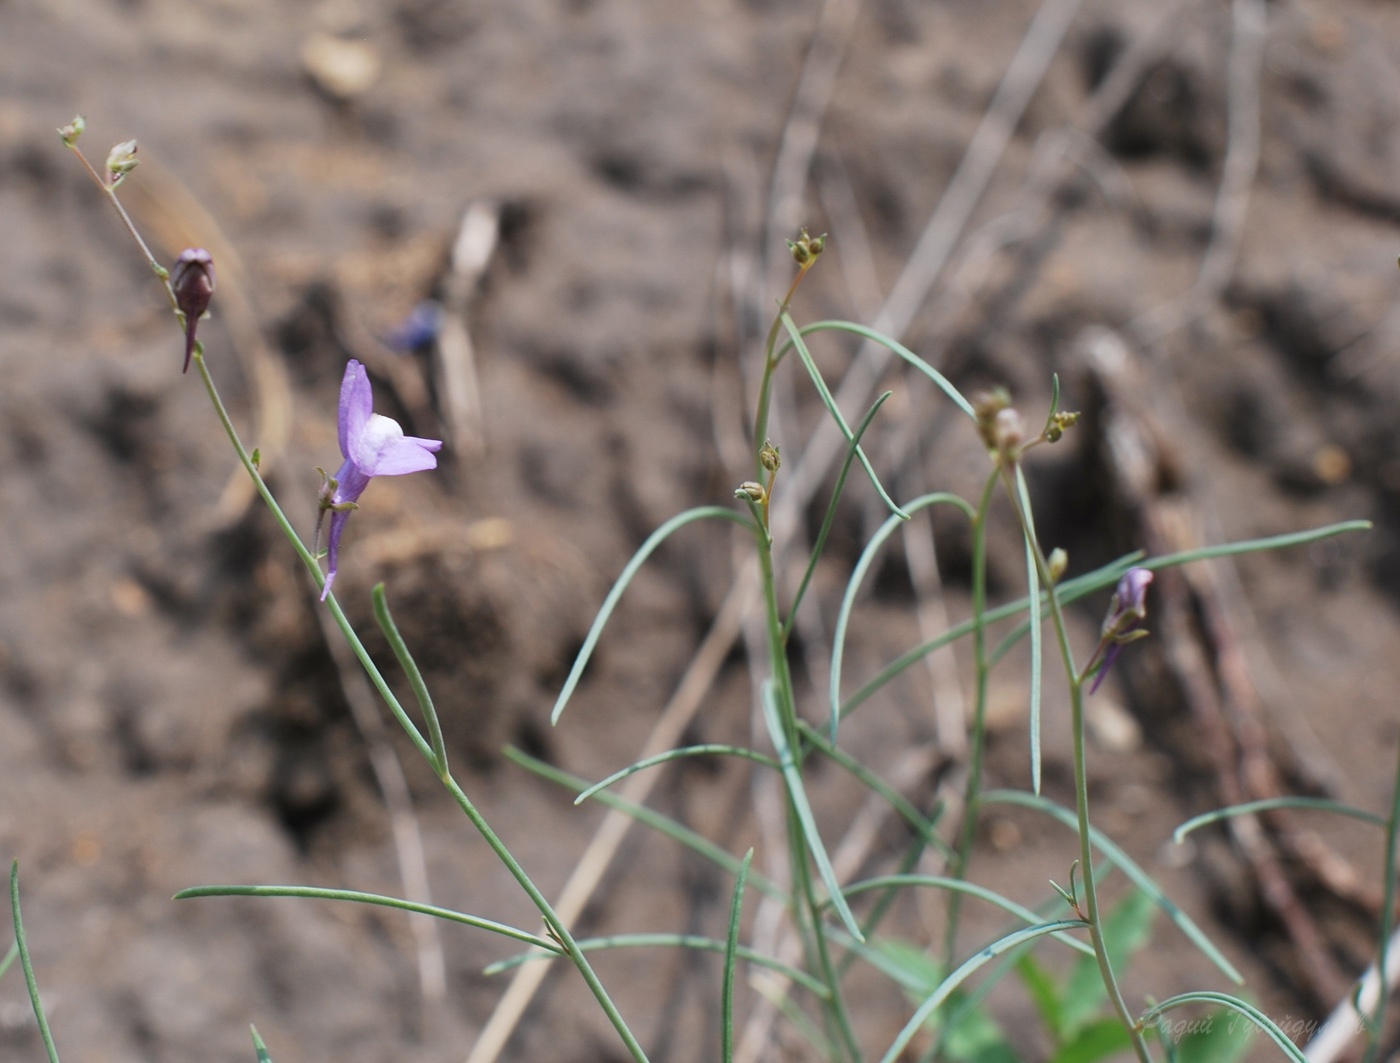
left=373, top=582, right=446, bottom=775
left=852, top=552, right=1147, bottom=719
left=506, top=748, right=785, bottom=900
left=793, top=320, right=977, bottom=419
left=857, top=518, right=1367, bottom=721
left=798, top=721, right=952, bottom=859
left=879, top=920, right=1088, bottom=1063
left=1174, top=797, right=1384, bottom=843
left=722, top=849, right=753, bottom=1063
left=173, top=884, right=561, bottom=953
left=830, top=492, right=977, bottom=739
left=840, top=875, right=1094, bottom=959
left=485, top=931, right=829, bottom=998
left=1142, top=993, right=1307, bottom=1063
left=1140, top=520, right=1370, bottom=567
left=983, top=790, right=1243, bottom=984
left=553, top=505, right=755, bottom=724
left=250, top=1026, right=273, bottom=1063
left=784, top=391, right=893, bottom=639
left=761, top=681, right=864, bottom=942
left=10, top=862, right=61, bottom=1063
left=576, top=745, right=779, bottom=806
left=780, top=312, right=908, bottom=520
left=1161, top=1007, right=1257, bottom=1063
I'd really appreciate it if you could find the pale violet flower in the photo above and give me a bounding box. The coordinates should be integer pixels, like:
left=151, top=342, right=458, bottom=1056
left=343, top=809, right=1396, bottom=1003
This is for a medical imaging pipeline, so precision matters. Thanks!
left=319, top=359, right=442, bottom=600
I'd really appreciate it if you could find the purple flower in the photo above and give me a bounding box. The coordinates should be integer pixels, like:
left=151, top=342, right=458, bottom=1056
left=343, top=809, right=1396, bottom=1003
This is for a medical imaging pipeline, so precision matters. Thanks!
left=171, top=248, right=216, bottom=373
left=319, top=359, right=443, bottom=600
left=1089, top=567, right=1153, bottom=694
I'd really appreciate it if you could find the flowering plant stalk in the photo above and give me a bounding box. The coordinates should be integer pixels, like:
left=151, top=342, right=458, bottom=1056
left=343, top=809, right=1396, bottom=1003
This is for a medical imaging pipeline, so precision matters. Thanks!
left=45, top=113, right=1387, bottom=1063
left=58, top=119, right=651, bottom=1063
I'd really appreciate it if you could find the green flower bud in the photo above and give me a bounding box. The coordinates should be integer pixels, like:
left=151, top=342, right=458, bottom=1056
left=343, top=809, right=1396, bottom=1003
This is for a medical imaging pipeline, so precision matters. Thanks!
left=58, top=115, right=86, bottom=146
left=105, top=139, right=139, bottom=187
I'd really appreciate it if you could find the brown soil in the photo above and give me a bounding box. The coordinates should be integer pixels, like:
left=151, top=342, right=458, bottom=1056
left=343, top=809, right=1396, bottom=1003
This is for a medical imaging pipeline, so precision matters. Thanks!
left=2, top=1, right=1399, bottom=1061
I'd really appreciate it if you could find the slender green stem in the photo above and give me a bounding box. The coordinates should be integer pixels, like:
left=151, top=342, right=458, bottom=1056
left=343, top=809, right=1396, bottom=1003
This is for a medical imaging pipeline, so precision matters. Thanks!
left=942, top=470, right=1000, bottom=967
left=81, top=138, right=648, bottom=1061
left=752, top=267, right=811, bottom=473
left=10, top=863, right=60, bottom=1063
left=996, top=464, right=1153, bottom=1063
left=438, top=772, right=650, bottom=1062
left=750, top=295, right=865, bottom=1057
left=65, top=143, right=172, bottom=295
left=756, top=523, right=863, bottom=1061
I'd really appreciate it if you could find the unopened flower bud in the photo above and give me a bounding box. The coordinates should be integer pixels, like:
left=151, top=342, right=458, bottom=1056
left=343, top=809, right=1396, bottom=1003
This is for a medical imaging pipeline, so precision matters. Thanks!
left=759, top=440, right=781, bottom=473
left=787, top=228, right=827, bottom=268
left=735, top=481, right=766, bottom=504
left=172, top=248, right=216, bottom=373
left=1102, top=567, right=1152, bottom=640
left=105, top=139, right=139, bottom=187
left=58, top=115, right=86, bottom=146
left=1089, top=566, right=1153, bottom=694
left=1047, top=548, right=1068, bottom=585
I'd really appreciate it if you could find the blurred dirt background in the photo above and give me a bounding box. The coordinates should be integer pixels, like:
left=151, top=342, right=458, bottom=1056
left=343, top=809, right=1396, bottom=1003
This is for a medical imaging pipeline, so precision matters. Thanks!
left=3, top=0, right=1400, bottom=1060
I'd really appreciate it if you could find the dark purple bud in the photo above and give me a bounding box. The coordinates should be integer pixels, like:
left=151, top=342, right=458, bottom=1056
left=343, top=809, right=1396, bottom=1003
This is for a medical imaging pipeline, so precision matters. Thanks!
left=172, top=248, right=216, bottom=373
left=1101, top=567, right=1152, bottom=640
left=1089, top=567, right=1153, bottom=694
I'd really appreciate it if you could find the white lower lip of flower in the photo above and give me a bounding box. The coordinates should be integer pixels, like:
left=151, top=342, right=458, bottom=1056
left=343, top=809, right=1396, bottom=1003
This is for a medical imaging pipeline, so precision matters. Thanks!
left=358, top=414, right=408, bottom=464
